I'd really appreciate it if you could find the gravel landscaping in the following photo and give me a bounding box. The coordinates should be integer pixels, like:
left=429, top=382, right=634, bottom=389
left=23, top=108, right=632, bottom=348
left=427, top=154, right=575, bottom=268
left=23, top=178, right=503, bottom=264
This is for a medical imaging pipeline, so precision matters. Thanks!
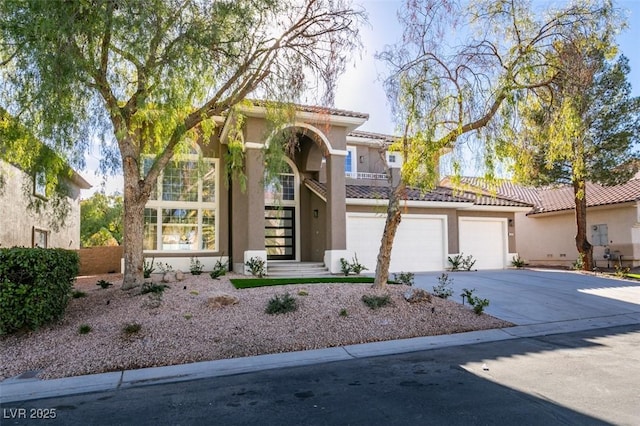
left=0, top=272, right=512, bottom=381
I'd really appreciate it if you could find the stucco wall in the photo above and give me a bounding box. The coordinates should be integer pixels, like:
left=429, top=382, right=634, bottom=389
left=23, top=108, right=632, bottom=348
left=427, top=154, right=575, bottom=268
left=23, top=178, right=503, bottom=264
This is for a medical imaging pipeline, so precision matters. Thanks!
left=0, top=161, right=83, bottom=249
left=515, top=203, right=638, bottom=268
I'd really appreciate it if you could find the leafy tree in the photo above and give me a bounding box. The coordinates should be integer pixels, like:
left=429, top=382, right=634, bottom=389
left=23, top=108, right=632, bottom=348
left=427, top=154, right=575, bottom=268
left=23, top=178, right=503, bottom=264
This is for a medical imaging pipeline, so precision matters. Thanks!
left=80, top=192, right=123, bottom=247
left=509, top=43, right=640, bottom=271
left=0, top=0, right=364, bottom=288
left=373, top=0, right=618, bottom=287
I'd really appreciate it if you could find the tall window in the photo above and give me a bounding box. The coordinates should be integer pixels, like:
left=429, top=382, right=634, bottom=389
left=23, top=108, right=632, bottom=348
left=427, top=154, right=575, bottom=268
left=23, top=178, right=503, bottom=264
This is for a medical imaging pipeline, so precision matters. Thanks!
left=143, top=155, right=218, bottom=252
left=345, top=146, right=357, bottom=177
left=265, top=163, right=296, bottom=205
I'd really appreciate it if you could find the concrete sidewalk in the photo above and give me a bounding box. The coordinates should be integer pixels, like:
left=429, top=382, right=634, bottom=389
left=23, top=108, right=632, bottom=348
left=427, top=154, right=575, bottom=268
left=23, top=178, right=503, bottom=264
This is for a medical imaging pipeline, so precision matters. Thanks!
left=3, top=269, right=640, bottom=404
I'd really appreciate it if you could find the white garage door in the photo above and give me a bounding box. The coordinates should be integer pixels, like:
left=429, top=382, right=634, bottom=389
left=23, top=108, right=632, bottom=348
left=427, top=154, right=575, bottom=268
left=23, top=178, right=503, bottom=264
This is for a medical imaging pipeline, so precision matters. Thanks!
left=458, top=217, right=507, bottom=269
left=346, top=213, right=447, bottom=273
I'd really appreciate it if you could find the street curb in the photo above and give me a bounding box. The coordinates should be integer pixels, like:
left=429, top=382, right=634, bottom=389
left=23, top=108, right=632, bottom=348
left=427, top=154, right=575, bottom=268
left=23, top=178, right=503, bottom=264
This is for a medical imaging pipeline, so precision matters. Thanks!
left=3, top=312, right=639, bottom=404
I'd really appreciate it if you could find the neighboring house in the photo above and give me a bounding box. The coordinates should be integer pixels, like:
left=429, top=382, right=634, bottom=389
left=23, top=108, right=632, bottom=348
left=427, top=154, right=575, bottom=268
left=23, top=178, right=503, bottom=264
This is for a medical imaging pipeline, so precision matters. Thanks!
left=143, top=103, right=533, bottom=274
left=0, top=158, right=91, bottom=249
left=442, top=176, right=640, bottom=269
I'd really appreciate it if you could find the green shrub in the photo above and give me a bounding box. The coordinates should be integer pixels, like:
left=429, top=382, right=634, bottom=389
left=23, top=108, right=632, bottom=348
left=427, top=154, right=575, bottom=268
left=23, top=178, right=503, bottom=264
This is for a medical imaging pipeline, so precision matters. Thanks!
left=140, top=282, right=169, bottom=295
left=339, top=258, right=351, bottom=276
left=361, top=294, right=392, bottom=310
left=78, top=324, right=92, bottom=334
left=339, top=308, right=348, bottom=317
left=143, top=257, right=155, bottom=278
left=190, top=257, right=204, bottom=275
left=0, top=248, right=79, bottom=335
left=511, top=255, right=526, bottom=268
left=246, top=257, right=266, bottom=278
left=71, top=290, right=87, bottom=298
left=265, top=293, right=297, bottom=315
left=210, top=258, right=228, bottom=279
left=122, top=322, right=142, bottom=335
left=460, top=288, right=490, bottom=315
left=340, top=254, right=368, bottom=276
left=96, top=279, right=113, bottom=289
left=433, top=273, right=454, bottom=299
left=393, top=271, right=415, bottom=286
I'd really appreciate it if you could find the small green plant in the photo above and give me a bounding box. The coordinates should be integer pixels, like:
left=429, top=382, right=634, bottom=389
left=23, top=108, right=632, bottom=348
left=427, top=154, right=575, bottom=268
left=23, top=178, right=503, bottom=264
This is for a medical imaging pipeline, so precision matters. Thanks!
left=210, top=258, right=228, bottom=279
left=297, top=290, right=309, bottom=296
left=340, top=254, right=368, bottom=276
left=460, top=288, right=490, bottom=315
left=432, top=273, right=454, bottom=299
left=460, top=288, right=475, bottom=305
left=78, top=324, right=92, bottom=334
left=71, top=290, right=87, bottom=298
left=184, top=313, right=193, bottom=320
left=265, top=293, right=297, bottom=315
left=245, top=256, right=266, bottom=278
left=190, top=257, right=204, bottom=275
left=511, top=255, right=526, bottom=268
left=143, top=257, right=155, bottom=278
left=156, top=262, right=174, bottom=273
left=393, top=271, right=414, bottom=286
left=461, top=255, right=476, bottom=271
left=141, top=282, right=169, bottom=295
left=339, top=308, right=348, bottom=317
left=361, top=294, right=392, bottom=310
left=122, top=322, right=142, bottom=335
left=339, top=257, right=352, bottom=276
left=448, top=254, right=463, bottom=271
left=572, top=253, right=585, bottom=270
left=615, top=264, right=630, bottom=277
left=449, top=253, right=476, bottom=271
left=96, top=279, right=113, bottom=289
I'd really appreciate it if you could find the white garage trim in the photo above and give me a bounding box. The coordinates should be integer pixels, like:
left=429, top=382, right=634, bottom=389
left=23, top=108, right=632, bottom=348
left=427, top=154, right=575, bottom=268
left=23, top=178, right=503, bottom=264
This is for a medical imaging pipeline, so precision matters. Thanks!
left=346, top=212, right=448, bottom=273
left=458, top=217, right=508, bottom=269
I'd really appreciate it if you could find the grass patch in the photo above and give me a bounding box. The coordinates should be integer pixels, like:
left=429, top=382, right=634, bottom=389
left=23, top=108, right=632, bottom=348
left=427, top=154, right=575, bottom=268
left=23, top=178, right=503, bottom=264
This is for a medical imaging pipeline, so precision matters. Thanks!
left=231, top=276, right=381, bottom=289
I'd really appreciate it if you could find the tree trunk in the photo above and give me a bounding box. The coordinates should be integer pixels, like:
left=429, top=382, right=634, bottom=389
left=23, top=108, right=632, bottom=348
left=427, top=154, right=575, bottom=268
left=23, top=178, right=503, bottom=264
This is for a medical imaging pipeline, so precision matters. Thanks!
left=121, top=157, right=147, bottom=290
left=373, top=180, right=405, bottom=288
left=573, top=179, right=593, bottom=271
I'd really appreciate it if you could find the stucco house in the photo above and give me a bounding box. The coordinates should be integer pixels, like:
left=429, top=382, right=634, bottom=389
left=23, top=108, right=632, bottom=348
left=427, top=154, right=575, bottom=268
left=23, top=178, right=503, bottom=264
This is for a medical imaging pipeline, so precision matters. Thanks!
left=442, top=176, right=640, bottom=269
left=144, top=103, right=533, bottom=274
left=0, top=158, right=91, bottom=250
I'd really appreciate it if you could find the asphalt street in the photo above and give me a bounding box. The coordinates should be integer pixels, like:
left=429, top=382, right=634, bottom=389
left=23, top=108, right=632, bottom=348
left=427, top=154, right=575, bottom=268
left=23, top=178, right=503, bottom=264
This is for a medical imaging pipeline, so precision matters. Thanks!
left=2, top=323, right=639, bottom=426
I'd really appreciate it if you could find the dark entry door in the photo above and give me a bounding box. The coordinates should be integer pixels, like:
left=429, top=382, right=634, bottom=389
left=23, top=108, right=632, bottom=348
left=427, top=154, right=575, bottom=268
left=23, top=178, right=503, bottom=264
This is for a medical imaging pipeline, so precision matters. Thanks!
left=265, top=206, right=295, bottom=260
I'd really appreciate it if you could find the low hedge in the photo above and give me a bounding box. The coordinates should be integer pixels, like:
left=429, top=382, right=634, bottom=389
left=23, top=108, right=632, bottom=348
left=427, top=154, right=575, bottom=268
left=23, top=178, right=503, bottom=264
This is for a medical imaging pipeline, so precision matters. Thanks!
left=0, top=247, right=79, bottom=335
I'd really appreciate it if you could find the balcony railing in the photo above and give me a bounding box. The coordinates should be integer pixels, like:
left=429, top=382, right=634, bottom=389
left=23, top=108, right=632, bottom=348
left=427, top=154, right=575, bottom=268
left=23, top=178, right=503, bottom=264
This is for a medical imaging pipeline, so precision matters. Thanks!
left=345, top=171, right=388, bottom=180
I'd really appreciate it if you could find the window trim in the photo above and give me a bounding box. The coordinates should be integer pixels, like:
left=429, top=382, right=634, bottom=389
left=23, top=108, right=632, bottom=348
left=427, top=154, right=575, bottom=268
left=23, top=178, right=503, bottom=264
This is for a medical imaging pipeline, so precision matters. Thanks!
left=345, top=146, right=357, bottom=177
left=34, top=171, right=47, bottom=199
left=32, top=227, right=49, bottom=248
left=143, top=155, right=219, bottom=253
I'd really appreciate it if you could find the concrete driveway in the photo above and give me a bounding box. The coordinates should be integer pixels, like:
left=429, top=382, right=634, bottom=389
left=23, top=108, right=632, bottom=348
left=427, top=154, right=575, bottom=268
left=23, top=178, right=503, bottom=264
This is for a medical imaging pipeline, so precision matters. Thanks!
left=414, top=268, right=640, bottom=325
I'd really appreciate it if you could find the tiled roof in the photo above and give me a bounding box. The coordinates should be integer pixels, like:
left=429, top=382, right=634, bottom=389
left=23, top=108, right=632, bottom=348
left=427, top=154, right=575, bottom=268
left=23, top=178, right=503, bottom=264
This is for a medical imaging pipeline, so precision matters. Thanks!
left=533, top=179, right=640, bottom=214
left=249, top=100, right=369, bottom=120
left=305, top=179, right=532, bottom=207
left=347, top=130, right=397, bottom=143
left=440, top=175, right=640, bottom=215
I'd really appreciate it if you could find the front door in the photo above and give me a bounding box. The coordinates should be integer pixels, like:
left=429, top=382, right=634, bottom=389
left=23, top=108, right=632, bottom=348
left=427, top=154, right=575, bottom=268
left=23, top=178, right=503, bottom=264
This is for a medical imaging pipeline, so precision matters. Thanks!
left=265, top=206, right=296, bottom=260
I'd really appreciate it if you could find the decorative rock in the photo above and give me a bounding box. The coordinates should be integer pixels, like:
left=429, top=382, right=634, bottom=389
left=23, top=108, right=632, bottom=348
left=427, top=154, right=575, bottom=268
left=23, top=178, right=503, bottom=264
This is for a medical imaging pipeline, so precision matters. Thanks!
left=162, top=271, right=176, bottom=283
left=403, top=288, right=432, bottom=304
left=175, top=270, right=185, bottom=281
left=207, top=294, right=240, bottom=308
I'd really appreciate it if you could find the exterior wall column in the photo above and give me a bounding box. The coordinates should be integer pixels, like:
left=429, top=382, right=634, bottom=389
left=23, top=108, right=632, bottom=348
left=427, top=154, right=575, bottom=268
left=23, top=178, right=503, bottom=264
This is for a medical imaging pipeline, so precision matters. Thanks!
left=243, top=146, right=267, bottom=274
left=323, top=152, right=350, bottom=273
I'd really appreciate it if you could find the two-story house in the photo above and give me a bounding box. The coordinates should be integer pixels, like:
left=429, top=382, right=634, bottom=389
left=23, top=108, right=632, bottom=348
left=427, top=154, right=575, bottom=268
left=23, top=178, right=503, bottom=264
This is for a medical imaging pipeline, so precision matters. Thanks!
left=141, top=103, right=533, bottom=274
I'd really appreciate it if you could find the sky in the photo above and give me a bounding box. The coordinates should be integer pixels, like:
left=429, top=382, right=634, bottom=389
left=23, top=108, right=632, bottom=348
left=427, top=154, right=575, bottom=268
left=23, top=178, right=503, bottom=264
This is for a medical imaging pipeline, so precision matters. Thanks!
left=84, top=0, right=640, bottom=196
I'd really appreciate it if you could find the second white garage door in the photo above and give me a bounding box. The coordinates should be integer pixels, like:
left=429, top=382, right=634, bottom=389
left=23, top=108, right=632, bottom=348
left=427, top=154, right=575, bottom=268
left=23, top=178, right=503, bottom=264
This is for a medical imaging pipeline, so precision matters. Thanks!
left=346, top=213, right=447, bottom=273
left=458, top=217, right=507, bottom=269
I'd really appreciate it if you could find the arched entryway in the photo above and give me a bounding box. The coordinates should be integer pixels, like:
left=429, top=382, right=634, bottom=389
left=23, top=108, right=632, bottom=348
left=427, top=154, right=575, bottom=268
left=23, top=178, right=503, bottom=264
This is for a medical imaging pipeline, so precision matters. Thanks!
left=264, top=158, right=300, bottom=261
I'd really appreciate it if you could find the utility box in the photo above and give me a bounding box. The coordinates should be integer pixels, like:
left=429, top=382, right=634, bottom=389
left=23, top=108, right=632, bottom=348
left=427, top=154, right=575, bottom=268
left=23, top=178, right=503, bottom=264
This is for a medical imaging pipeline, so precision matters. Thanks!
left=591, top=224, right=608, bottom=246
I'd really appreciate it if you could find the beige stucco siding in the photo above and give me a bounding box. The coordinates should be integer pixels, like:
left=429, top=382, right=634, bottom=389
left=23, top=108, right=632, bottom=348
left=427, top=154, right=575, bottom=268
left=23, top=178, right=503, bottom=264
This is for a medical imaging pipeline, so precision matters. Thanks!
left=0, top=161, right=83, bottom=249
left=515, top=203, right=638, bottom=267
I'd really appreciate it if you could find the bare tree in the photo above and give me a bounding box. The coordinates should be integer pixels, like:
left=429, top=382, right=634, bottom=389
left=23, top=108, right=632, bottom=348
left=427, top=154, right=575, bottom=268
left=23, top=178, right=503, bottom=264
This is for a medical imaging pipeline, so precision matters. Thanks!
left=373, top=0, right=618, bottom=287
